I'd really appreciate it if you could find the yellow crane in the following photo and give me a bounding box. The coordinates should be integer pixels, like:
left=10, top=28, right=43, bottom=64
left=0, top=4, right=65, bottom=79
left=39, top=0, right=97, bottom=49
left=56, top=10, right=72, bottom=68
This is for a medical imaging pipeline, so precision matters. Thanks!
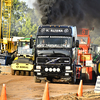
left=0, top=0, right=17, bottom=65
left=0, top=0, right=3, bottom=48
left=0, top=0, right=17, bottom=54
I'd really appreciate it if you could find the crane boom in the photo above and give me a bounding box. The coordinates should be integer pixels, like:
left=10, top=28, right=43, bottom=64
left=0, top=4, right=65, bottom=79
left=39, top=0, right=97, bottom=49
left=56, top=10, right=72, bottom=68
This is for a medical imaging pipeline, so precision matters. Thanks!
left=0, top=0, right=3, bottom=43
left=0, top=0, right=17, bottom=54
left=3, top=0, right=12, bottom=40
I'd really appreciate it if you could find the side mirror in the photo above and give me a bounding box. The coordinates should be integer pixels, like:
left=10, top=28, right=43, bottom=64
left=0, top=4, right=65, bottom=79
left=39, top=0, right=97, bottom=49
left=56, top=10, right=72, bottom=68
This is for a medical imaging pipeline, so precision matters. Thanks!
left=30, top=38, right=33, bottom=48
left=76, top=40, right=79, bottom=47
left=72, top=37, right=75, bottom=47
left=34, top=44, right=36, bottom=48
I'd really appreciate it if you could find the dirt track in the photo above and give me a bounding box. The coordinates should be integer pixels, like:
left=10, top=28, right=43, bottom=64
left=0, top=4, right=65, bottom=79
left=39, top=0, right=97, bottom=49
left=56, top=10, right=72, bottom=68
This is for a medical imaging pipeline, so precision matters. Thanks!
left=0, top=74, right=99, bottom=100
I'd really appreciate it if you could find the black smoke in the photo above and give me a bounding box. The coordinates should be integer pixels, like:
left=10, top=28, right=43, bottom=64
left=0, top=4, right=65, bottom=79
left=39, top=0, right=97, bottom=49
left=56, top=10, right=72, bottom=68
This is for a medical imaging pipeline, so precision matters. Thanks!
left=34, top=0, right=100, bottom=28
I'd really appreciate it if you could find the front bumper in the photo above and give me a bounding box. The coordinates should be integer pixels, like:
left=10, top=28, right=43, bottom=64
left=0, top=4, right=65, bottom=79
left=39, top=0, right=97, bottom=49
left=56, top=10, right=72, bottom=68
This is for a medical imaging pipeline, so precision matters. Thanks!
left=34, top=65, right=73, bottom=78
left=11, top=63, right=34, bottom=71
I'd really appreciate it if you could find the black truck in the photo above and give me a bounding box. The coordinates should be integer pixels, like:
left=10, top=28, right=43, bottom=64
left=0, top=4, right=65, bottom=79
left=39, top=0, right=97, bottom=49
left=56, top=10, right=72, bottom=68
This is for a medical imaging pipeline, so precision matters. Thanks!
left=31, top=25, right=79, bottom=83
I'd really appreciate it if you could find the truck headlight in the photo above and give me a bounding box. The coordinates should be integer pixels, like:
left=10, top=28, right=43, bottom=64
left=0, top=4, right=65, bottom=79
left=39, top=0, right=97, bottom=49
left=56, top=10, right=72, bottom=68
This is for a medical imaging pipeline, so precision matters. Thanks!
left=45, top=68, right=48, bottom=72
left=36, top=66, right=41, bottom=69
left=53, top=68, right=56, bottom=72
left=49, top=68, right=52, bottom=72
left=57, top=68, right=60, bottom=72
left=65, top=66, right=70, bottom=70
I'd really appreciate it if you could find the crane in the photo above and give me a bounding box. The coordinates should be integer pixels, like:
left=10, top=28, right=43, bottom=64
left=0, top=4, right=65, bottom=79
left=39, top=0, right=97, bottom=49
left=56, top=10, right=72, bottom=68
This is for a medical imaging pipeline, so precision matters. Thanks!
left=0, top=0, right=3, bottom=50
left=0, top=0, right=17, bottom=54
left=0, top=0, right=17, bottom=65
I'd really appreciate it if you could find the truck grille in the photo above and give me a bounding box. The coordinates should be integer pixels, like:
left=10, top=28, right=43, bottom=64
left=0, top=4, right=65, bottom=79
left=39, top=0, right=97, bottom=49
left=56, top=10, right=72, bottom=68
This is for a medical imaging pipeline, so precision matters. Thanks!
left=36, top=57, right=70, bottom=64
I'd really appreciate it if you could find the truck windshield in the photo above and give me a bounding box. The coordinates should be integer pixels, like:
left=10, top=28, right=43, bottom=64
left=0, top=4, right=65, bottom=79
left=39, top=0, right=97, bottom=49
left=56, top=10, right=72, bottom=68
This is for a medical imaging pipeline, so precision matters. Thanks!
left=18, top=41, right=32, bottom=55
left=37, top=36, right=72, bottom=48
left=77, top=37, right=88, bottom=44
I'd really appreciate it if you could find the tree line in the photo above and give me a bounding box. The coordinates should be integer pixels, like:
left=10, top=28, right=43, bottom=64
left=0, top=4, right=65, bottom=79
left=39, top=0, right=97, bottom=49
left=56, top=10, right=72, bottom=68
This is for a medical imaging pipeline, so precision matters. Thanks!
left=2, top=0, right=100, bottom=45
left=9, top=0, right=41, bottom=37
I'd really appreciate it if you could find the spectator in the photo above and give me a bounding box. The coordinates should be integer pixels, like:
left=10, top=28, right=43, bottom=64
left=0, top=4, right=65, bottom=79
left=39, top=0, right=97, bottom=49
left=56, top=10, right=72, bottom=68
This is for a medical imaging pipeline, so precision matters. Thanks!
left=64, top=40, right=68, bottom=46
left=41, top=39, right=45, bottom=44
left=24, top=42, right=29, bottom=49
left=80, top=39, right=86, bottom=44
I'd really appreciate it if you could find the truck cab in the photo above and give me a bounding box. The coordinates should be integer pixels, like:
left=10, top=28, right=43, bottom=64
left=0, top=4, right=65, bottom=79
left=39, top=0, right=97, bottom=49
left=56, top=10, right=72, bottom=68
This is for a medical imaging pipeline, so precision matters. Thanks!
left=33, top=25, right=79, bottom=83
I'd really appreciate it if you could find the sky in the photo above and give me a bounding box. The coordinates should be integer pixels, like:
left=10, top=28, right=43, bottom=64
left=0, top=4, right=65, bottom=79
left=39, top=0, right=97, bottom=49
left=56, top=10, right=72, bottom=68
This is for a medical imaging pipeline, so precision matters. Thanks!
left=19, top=0, right=35, bottom=8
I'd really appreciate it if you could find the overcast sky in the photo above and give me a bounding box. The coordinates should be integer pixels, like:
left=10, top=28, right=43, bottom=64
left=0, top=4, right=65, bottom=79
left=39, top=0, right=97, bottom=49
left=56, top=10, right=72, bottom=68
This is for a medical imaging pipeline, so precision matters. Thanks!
left=19, top=0, right=35, bottom=8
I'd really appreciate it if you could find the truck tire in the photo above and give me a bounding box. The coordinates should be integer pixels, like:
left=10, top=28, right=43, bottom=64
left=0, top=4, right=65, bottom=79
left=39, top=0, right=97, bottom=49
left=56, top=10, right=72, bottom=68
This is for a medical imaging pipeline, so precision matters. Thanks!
left=71, top=75, right=76, bottom=84
left=90, top=71, right=96, bottom=83
left=34, top=76, right=41, bottom=83
left=11, top=69, right=15, bottom=75
left=76, top=69, right=82, bottom=84
left=21, top=71, right=24, bottom=76
left=26, top=71, right=29, bottom=76
left=47, top=77, right=53, bottom=83
left=15, top=71, right=19, bottom=75
left=71, top=64, right=76, bottom=84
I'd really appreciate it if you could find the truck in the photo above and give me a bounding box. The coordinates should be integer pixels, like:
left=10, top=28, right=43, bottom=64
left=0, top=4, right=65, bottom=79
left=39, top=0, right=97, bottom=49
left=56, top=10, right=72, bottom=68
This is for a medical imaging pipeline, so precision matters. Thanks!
left=77, top=28, right=96, bottom=82
left=30, top=25, right=80, bottom=83
left=11, top=37, right=35, bottom=76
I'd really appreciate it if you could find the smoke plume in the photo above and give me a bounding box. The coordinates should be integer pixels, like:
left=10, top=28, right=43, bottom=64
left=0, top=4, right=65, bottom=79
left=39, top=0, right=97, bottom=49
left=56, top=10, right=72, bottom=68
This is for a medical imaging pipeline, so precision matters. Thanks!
left=34, top=0, right=100, bottom=28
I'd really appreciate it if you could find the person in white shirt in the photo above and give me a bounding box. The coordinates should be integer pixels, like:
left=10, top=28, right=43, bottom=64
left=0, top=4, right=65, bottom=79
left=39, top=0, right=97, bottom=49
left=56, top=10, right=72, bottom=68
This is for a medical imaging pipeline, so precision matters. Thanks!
left=24, top=42, right=29, bottom=49
left=80, top=39, right=86, bottom=44
left=64, top=40, right=68, bottom=46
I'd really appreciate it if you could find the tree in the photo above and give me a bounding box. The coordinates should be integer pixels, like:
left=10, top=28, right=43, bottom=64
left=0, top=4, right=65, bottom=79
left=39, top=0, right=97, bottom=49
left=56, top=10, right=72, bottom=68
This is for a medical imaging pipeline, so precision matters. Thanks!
left=18, top=14, right=38, bottom=37
left=10, top=0, right=40, bottom=37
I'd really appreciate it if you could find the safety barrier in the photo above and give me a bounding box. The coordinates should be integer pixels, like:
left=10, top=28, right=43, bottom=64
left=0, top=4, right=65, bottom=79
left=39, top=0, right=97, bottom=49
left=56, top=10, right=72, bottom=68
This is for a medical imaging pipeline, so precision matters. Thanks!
left=94, top=76, right=100, bottom=93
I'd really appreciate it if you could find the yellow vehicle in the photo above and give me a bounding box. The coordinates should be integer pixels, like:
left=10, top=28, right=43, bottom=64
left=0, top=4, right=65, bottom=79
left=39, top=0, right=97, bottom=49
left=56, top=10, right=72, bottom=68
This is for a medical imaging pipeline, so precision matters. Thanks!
left=0, top=0, right=17, bottom=65
left=11, top=38, right=35, bottom=76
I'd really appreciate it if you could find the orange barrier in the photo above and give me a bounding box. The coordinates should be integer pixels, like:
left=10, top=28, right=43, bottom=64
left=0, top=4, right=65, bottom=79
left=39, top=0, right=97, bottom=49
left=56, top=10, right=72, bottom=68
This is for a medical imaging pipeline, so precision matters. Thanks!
left=1, top=84, right=7, bottom=100
left=77, top=80, right=83, bottom=96
left=42, top=82, right=50, bottom=100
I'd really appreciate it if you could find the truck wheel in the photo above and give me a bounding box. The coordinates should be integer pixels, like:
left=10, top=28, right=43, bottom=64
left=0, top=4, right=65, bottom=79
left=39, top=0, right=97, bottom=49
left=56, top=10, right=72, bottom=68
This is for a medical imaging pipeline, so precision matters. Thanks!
left=11, top=69, right=15, bottom=75
left=26, top=71, right=29, bottom=76
left=47, top=77, right=53, bottom=83
left=76, top=70, right=82, bottom=84
left=21, top=71, right=24, bottom=76
left=71, top=75, right=76, bottom=84
left=34, top=76, right=41, bottom=83
left=89, top=71, right=96, bottom=83
left=15, top=71, right=19, bottom=75
left=71, top=64, right=76, bottom=84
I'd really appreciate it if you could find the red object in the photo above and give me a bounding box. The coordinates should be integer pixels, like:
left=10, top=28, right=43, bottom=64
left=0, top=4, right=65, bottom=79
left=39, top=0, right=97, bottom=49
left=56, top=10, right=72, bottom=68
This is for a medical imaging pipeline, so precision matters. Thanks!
left=77, top=80, right=83, bottom=96
left=77, top=28, right=90, bottom=55
left=42, top=82, right=50, bottom=100
left=77, top=28, right=93, bottom=80
left=1, top=84, right=7, bottom=100
left=80, top=54, right=92, bottom=62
